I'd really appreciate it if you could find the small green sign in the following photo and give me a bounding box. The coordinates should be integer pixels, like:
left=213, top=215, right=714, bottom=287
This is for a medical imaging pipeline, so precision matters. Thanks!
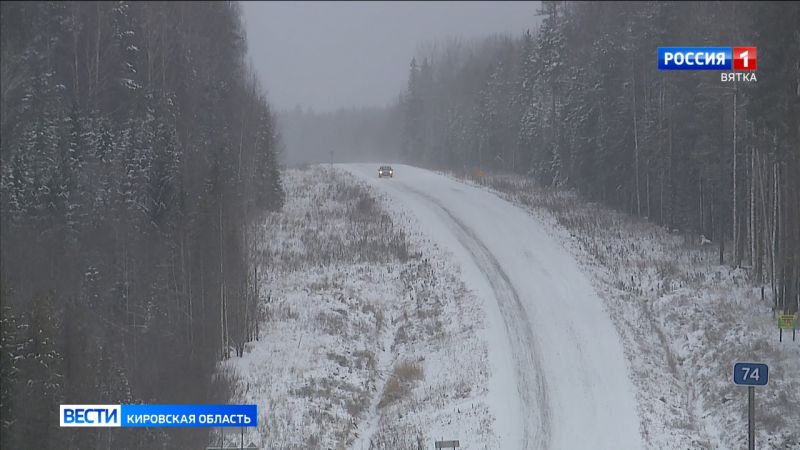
left=778, top=314, right=798, bottom=330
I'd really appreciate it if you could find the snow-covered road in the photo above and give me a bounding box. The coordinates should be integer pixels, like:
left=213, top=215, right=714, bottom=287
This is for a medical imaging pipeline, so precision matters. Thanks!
left=343, top=164, right=643, bottom=449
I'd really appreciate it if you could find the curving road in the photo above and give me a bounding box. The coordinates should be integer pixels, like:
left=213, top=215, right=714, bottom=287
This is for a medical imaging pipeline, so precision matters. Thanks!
left=342, top=164, right=642, bottom=450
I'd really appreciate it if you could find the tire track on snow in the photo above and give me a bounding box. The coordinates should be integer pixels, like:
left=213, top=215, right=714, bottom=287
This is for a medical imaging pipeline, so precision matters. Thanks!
left=405, top=186, right=551, bottom=450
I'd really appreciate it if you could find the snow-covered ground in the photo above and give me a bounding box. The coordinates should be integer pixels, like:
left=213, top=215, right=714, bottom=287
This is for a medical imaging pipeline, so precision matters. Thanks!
left=447, top=170, right=800, bottom=450
left=221, top=167, right=494, bottom=449
left=343, top=164, right=642, bottom=450
left=221, top=164, right=798, bottom=450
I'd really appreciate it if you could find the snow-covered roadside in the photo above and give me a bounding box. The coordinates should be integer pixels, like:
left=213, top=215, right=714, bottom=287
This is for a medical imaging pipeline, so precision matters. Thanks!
left=448, top=171, right=800, bottom=449
left=219, top=166, right=493, bottom=449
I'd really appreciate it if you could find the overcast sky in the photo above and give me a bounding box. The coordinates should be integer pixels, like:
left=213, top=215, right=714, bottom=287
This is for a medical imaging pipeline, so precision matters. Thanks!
left=241, top=1, right=540, bottom=113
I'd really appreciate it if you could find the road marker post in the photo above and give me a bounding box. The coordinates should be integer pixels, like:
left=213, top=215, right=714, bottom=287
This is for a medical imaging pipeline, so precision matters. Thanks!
left=733, top=362, right=768, bottom=450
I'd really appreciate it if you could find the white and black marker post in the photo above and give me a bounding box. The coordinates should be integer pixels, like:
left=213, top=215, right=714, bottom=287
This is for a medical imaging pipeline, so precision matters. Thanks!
left=733, top=362, right=769, bottom=450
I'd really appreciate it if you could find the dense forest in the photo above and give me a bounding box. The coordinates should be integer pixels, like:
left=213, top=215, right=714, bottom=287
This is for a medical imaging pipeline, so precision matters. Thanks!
left=0, top=2, right=283, bottom=448
left=400, top=1, right=799, bottom=314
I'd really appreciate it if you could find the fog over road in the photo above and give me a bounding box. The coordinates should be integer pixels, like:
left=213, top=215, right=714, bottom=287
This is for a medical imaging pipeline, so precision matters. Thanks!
left=342, top=164, right=643, bottom=449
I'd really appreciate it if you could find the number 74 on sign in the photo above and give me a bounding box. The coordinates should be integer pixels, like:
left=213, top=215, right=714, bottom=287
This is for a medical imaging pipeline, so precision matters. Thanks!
left=733, top=363, right=769, bottom=386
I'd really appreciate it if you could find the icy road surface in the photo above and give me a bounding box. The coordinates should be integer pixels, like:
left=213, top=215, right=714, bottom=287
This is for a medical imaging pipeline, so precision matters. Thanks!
left=342, top=164, right=643, bottom=450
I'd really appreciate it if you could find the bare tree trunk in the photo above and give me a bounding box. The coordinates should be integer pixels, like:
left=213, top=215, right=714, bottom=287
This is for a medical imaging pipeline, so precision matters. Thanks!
left=777, top=164, right=785, bottom=313
left=750, top=139, right=755, bottom=270
left=699, top=175, right=704, bottom=234
left=668, top=119, right=673, bottom=226
left=719, top=209, right=725, bottom=265
left=72, top=3, right=80, bottom=99
left=772, top=160, right=779, bottom=309
left=171, top=250, right=180, bottom=329
left=646, top=171, right=651, bottom=218
left=222, top=283, right=231, bottom=359
left=240, top=201, right=250, bottom=353
left=718, top=109, right=726, bottom=264
left=238, top=111, right=246, bottom=179
left=732, top=90, right=738, bottom=267
left=161, top=15, right=167, bottom=88
left=711, top=188, right=716, bottom=244
left=200, top=254, right=206, bottom=348
left=253, top=264, right=258, bottom=341
left=221, top=280, right=226, bottom=359
left=658, top=77, right=664, bottom=217
left=220, top=202, right=226, bottom=359
left=146, top=28, right=153, bottom=86
left=660, top=169, right=664, bottom=225
left=759, top=140, right=771, bottom=294
left=94, top=2, right=101, bottom=108
left=633, top=61, right=641, bottom=216
left=182, top=235, right=193, bottom=350
left=753, top=146, right=763, bottom=282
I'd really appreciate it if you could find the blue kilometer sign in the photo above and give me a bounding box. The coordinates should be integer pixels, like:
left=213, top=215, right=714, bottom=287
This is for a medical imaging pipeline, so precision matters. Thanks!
left=733, top=362, right=769, bottom=386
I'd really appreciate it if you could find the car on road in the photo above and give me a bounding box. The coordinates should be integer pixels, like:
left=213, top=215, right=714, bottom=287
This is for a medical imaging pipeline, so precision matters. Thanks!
left=378, top=165, right=394, bottom=178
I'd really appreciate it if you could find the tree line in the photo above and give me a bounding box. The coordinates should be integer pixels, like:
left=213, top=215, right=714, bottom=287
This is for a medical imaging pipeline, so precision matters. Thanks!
left=400, top=1, right=799, bottom=314
left=0, top=2, right=283, bottom=448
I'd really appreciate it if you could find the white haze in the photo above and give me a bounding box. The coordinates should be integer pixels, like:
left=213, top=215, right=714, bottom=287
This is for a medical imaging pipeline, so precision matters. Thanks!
left=241, top=1, right=540, bottom=113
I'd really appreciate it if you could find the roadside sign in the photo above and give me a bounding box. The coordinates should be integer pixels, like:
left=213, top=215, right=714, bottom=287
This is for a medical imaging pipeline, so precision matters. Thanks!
left=435, top=440, right=460, bottom=449
left=778, top=314, right=797, bottom=342
left=733, top=362, right=769, bottom=386
left=733, top=362, right=769, bottom=450
left=778, top=314, right=797, bottom=329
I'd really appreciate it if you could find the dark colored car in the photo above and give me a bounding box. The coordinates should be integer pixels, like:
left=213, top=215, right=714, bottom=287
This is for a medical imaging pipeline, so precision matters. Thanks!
left=378, top=166, right=394, bottom=178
